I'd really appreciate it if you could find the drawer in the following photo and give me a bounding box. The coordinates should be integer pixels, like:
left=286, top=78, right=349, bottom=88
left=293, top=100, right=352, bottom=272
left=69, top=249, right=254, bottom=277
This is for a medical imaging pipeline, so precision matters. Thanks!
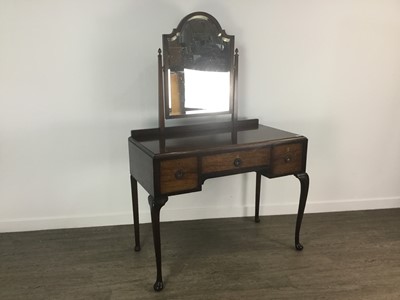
left=202, top=148, right=270, bottom=174
left=160, top=157, right=198, bottom=194
left=271, top=143, right=303, bottom=176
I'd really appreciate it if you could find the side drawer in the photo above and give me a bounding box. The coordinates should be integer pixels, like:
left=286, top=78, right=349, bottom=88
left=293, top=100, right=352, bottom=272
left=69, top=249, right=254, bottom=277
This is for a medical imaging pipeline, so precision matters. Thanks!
left=271, top=143, right=304, bottom=176
left=159, top=157, right=198, bottom=194
left=202, top=148, right=270, bottom=174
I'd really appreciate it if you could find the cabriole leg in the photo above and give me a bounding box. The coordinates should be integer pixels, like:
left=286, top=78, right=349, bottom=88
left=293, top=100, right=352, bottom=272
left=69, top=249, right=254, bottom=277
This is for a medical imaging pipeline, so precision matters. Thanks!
left=130, top=175, right=141, bottom=251
left=148, top=195, right=168, bottom=292
left=294, top=173, right=309, bottom=251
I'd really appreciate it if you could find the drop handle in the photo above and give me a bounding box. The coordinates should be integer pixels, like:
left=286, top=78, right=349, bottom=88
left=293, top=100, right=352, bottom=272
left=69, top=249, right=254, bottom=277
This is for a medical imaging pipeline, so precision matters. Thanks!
left=175, top=169, right=184, bottom=179
left=233, top=158, right=242, bottom=167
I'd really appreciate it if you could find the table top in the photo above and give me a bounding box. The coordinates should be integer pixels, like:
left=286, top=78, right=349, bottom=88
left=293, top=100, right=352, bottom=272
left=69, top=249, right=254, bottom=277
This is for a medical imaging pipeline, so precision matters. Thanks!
left=130, top=119, right=305, bottom=157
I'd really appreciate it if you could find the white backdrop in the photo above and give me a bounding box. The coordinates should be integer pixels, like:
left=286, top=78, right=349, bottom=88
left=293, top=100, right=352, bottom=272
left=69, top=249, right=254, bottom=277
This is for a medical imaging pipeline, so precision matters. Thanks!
left=1, top=0, right=399, bottom=232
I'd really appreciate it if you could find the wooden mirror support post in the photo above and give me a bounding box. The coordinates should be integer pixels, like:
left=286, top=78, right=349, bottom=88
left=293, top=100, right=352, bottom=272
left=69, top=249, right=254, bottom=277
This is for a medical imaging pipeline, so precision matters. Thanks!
left=128, top=12, right=310, bottom=291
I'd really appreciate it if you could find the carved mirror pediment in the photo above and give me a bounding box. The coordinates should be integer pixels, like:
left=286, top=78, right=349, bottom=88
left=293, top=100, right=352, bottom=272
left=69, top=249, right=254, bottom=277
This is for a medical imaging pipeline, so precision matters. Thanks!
left=159, top=12, right=237, bottom=125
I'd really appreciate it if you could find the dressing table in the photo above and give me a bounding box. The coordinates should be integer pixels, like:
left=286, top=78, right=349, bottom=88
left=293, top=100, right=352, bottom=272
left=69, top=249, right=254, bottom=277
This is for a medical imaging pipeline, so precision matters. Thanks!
left=128, top=12, right=309, bottom=291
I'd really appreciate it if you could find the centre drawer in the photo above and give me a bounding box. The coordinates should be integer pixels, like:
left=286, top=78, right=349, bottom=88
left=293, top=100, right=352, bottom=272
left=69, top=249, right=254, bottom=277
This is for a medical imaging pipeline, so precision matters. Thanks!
left=201, top=148, right=270, bottom=174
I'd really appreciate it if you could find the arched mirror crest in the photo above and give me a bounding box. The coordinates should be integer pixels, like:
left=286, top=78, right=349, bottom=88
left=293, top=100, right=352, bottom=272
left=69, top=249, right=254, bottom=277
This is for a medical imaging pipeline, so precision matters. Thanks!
left=161, top=12, right=236, bottom=121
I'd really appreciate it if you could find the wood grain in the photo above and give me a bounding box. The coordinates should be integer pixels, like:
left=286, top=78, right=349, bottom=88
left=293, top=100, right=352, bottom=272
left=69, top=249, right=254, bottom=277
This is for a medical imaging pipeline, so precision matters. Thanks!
left=271, top=142, right=303, bottom=176
left=202, top=148, right=270, bottom=174
left=1, top=209, right=399, bottom=299
left=159, top=157, right=198, bottom=194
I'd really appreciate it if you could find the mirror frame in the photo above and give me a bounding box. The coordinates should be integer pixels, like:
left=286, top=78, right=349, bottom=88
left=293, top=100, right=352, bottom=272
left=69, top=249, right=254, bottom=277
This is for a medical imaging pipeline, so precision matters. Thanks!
left=159, top=12, right=237, bottom=125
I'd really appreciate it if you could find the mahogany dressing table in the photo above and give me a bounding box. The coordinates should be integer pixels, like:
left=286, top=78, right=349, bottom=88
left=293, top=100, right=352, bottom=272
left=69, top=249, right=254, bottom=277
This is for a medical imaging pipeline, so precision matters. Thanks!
left=128, top=12, right=309, bottom=292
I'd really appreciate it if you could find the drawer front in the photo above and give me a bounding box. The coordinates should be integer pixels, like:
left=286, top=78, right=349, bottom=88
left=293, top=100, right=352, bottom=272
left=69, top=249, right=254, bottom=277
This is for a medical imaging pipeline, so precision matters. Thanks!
left=202, top=148, right=270, bottom=174
left=271, top=143, right=303, bottom=176
left=160, top=157, right=198, bottom=194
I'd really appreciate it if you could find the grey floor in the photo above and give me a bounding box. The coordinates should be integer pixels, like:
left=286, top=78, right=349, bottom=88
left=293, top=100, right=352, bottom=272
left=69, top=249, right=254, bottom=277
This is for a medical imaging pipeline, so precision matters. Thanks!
left=1, top=209, right=399, bottom=300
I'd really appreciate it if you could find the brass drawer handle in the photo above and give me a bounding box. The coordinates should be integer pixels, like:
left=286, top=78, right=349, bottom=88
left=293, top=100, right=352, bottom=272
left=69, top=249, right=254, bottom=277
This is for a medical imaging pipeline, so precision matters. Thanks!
left=233, top=158, right=242, bottom=167
left=175, top=169, right=184, bottom=179
left=284, top=154, right=292, bottom=163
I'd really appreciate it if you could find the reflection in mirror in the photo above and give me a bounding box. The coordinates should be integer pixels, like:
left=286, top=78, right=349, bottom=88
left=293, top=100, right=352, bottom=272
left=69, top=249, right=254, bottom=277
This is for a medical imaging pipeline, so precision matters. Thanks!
left=163, top=13, right=234, bottom=118
left=168, top=69, right=230, bottom=115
